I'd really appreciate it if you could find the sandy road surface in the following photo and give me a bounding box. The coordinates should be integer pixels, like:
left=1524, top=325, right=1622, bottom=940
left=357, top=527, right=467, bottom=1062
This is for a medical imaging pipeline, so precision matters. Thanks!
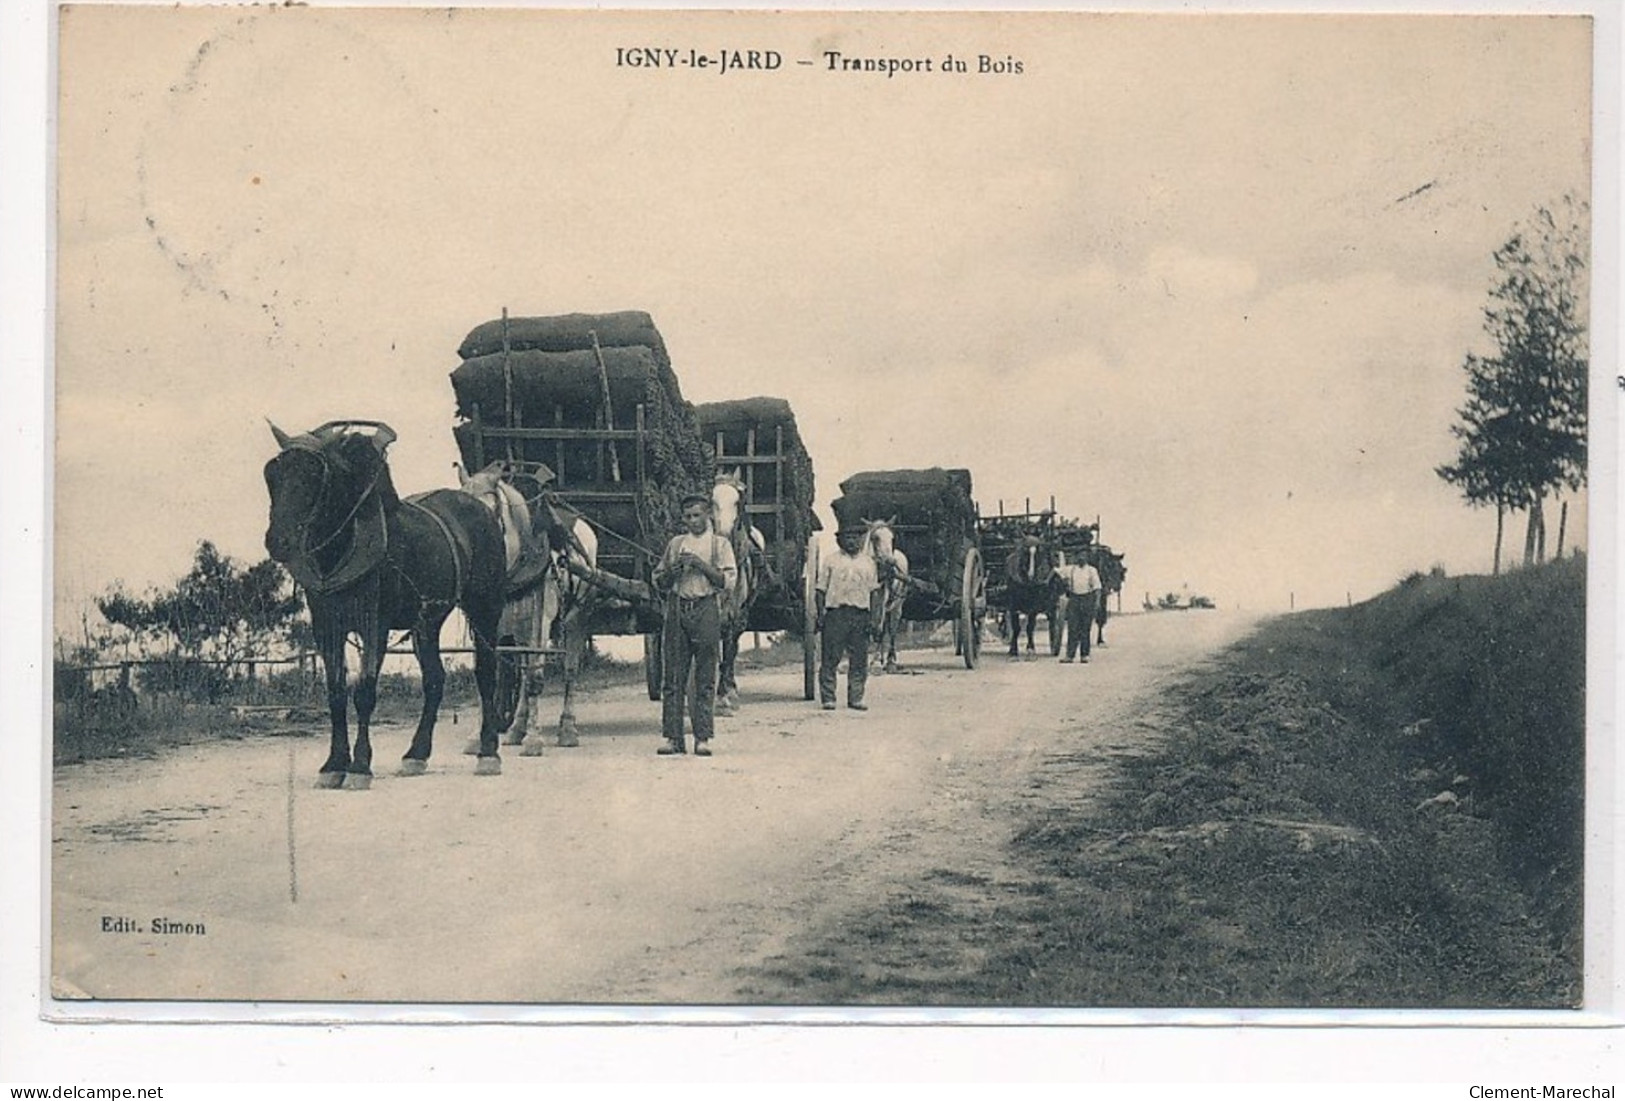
left=51, top=610, right=1258, bottom=1009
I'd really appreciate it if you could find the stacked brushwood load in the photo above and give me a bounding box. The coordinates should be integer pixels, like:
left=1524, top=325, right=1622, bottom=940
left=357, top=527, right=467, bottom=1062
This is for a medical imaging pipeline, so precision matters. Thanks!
left=832, top=468, right=977, bottom=618
left=695, top=397, right=818, bottom=630
left=449, top=311, right=713, bottom=574
left=1052, top=516, right=1098, bottom=560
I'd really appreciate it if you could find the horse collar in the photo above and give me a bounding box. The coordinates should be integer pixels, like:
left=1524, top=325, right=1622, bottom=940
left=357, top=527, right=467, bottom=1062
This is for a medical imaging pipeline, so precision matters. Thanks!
left=290, top=492, right=390, bottom=595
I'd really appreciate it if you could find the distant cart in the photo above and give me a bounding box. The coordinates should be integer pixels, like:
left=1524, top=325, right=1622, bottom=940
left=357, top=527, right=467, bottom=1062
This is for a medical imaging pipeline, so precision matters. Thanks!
left=695, top=397, right=822, bottom=701
left=831, top=468, right=987, bottom=669
left=977, top=501, right=1069, bottom=657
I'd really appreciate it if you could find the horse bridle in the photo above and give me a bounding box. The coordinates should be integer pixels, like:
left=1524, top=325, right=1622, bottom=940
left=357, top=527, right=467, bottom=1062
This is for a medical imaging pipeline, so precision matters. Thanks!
left=281, top=442, right=384, bottom=552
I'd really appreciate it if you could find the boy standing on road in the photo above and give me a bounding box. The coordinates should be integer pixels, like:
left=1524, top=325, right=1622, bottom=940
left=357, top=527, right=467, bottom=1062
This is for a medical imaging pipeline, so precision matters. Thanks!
left=652, top=492, right=737, bottom=756
left=1053, top=551, right=1103, bottom=664
left=816, top=522, right=883, bottom=710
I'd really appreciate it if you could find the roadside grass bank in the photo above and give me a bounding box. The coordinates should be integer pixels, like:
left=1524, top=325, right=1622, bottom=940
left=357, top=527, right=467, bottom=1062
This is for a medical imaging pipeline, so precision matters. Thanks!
left=754, top=558, right=1583, bottom=1007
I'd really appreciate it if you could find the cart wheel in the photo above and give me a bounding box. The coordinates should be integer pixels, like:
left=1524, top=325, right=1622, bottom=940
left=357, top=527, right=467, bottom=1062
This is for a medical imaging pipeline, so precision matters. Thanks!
left=643, top=631, right=663, bottom=701
left=961, top=547, right=984, bottom=670
left=801, top=533, right=820, bottom=701
left=1049, top=596, right=1065, bottom=656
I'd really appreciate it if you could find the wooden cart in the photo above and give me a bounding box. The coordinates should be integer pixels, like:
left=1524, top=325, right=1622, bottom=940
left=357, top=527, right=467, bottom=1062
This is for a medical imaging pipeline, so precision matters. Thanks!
left=696, top=398, right=822, bottom=701
left=831, top=468, right=987, bottom=670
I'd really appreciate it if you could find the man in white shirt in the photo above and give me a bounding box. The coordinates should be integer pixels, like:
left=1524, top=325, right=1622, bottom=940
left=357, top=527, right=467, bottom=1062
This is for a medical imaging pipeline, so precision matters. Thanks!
left=651, top=492, right=738, bottom=755
left=1053, top=550, right=1103, bottom=664
left=816, top=521, right=883, bottom=710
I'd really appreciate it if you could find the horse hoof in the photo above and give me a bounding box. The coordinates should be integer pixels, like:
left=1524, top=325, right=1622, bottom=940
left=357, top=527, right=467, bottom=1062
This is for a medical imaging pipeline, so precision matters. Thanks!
left=474, top=756, right=502, bottom=776
left=502, top=730, right=526, bottom=746
left=398, top=759, right=427, bottom=777
left=556, top=732, right=579, bottom=748
left=345, top=772, right=373, bottom=791
left=519, top=740, right=546, bottom=757
left=461, top=738, right=482, bottom=756
left=314, top=772, right=346, bottom=790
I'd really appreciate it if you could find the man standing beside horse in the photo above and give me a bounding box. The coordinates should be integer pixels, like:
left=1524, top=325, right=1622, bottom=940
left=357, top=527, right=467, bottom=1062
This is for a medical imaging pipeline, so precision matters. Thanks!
left=1053, top=551, right=1103, bottom=664
left=816, top=521, right=884, bottom=711
left=652, top=492, right=737, bottom=757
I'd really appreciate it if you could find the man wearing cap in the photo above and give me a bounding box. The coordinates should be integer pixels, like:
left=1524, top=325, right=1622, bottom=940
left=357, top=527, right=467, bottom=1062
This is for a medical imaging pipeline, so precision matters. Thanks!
left=816, top=521, right=883, bottom=711
left=652, top=492, right=737, bottom=756
left=1052, top=549, right=1103, bottom=664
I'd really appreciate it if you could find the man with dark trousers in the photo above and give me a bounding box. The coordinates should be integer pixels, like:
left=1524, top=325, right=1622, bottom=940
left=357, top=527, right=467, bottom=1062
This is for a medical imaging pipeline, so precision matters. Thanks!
left=652, top=492, right=737, bottom=756
left=1053, top=549, right=1103, bottom=664
left=816, top=521, right=883, bottom=710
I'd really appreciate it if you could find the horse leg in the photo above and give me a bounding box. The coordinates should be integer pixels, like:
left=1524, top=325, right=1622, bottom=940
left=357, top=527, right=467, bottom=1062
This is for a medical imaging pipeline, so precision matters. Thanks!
left=339, top=623, right=390, bottom=790
left=505, top=650, right=532, bottom=746
left=1025, top=608, right=1037, bottom=654
left=469, top=604, right=503, bottom=773
left=716, top=622, right=739, bottom=715
left=516, top=649, right=548, bottom=756
left=400, top=617, right=447, bottom=776
left=1097, top=601, right=1109, bottom=646
left=556, top=619, right=583, bottom=748
left=472, top=631, right=518, bottom=754
left=1007, top=606, right=1019, bottom=657
left=315, top=637, right=351, bottom=788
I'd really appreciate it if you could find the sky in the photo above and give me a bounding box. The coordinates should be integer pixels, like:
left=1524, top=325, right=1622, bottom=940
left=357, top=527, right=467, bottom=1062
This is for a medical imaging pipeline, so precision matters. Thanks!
left=50, top=5, right=1600, bottom=635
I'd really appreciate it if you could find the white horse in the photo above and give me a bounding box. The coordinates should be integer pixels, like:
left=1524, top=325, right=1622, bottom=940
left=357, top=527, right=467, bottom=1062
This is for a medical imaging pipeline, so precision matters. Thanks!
left=530, top=502, right=599, bottom=749
left=455, top=461, right=536, bottom=576
left=861, top=518, right=910, bottom=673
left=455, top=461, right=598, bottom=753
left=711, top=469, right=766, bottom=714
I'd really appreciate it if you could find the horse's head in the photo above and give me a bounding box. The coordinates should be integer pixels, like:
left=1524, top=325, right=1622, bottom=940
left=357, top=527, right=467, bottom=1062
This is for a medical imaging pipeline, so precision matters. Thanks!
left=1009, top=534, right=1055, bottom=585
left=861, top=517, right=900, bottom=566
left=264, top=420, right=399, bottom=567
left=711, top=469, right=747, bottom=536
left=457, top=459, right=512, bottom=514
left=1096, top=550, right=1126, bottom=592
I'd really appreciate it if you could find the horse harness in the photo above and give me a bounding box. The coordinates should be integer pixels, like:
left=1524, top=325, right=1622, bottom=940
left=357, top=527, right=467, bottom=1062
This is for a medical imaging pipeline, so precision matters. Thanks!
left=277, top=434, right=469, bottom=607
left=403, top=495, right=469, bottom=609
left=276, top=435, right=391, bottom=596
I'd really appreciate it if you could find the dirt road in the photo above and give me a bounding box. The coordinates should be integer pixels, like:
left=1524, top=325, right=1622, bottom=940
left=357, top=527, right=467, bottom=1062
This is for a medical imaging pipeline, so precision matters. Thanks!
left=50, top=610, right=1258, bottom=1009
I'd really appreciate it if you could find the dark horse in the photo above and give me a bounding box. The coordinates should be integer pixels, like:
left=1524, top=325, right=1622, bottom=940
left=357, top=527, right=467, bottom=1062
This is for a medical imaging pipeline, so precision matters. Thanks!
left=1004, top=536, right=1058, bottom=657
left=263, top=420, right=508, bottom=788
left=1090, top=547, right=1128, bottom=646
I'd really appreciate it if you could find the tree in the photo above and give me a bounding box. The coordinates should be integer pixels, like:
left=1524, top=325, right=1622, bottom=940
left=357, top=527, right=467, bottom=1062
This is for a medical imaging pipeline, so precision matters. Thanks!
left=96, top=541, right=304, bottom=665
left=1438, top=196, right=1588, bottom=570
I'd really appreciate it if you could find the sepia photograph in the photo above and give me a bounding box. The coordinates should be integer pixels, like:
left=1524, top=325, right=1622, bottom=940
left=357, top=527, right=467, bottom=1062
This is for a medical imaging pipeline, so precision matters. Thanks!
left=35, top=0, right=1613, bottom=1041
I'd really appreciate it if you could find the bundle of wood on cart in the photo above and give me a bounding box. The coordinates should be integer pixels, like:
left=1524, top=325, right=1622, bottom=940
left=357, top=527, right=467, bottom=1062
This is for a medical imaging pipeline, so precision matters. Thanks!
left=1052, top=516, right=1099, bottom=560
left=831, top=468, right=977, bottom=589
left=449, top=311, right=713, bottom=563
left=694, top=396, right=817, bottom=618
left=979, top=513, right=1050, bottom=550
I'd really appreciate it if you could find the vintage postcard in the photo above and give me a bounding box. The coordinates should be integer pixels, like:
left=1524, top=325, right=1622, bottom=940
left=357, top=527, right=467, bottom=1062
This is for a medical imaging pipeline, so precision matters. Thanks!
left=40, top=1, right=1613, bottom=1041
